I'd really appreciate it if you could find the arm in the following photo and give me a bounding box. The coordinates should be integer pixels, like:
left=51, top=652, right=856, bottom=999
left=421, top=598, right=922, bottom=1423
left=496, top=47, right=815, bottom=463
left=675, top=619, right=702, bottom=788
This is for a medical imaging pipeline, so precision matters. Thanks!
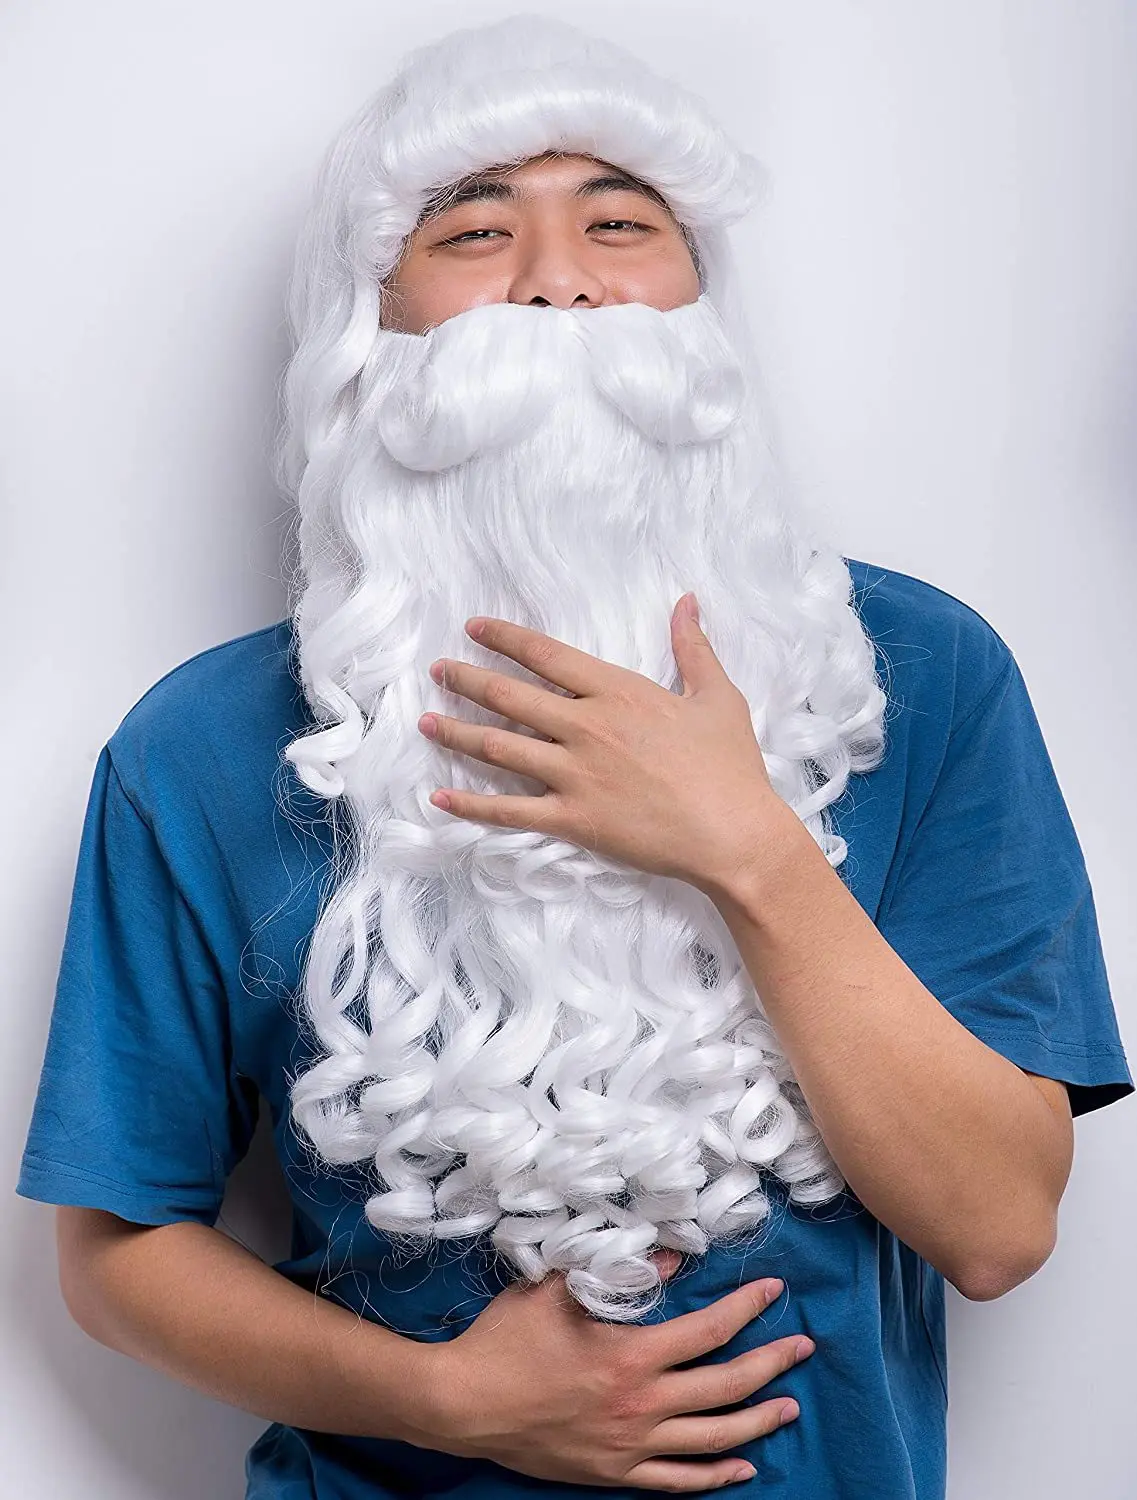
left=705, top=806, right=1074, bottom=1302
left=56, top=1206, right=449, bottom=1445
left=397, top=610, right=1097, bottom=1304
left=56, top=1206, right=817, bottom=1491
left=36, top=759, right=448, bottom=1439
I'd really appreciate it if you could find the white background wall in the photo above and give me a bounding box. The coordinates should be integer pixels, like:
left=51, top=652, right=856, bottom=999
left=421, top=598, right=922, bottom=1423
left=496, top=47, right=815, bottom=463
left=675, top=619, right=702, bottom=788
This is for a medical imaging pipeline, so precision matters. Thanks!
left=2, top=2, right=1134, bottom=1495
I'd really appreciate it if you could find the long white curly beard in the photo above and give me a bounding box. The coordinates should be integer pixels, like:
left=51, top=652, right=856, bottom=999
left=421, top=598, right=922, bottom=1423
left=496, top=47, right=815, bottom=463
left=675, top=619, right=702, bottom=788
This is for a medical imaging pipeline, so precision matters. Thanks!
left=284, top=292, right=887, bottom=1321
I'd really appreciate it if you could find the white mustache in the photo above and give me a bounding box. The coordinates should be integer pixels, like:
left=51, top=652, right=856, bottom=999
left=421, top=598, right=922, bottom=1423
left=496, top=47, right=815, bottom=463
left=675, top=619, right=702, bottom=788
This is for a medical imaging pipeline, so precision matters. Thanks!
left=367, top=293, right=747, bottom=471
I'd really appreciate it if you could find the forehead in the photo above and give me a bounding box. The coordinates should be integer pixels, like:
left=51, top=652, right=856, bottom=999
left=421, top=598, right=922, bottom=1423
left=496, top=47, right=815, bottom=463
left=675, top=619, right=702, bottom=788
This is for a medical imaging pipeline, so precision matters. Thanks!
left=417, top=152, right=673, bottom=221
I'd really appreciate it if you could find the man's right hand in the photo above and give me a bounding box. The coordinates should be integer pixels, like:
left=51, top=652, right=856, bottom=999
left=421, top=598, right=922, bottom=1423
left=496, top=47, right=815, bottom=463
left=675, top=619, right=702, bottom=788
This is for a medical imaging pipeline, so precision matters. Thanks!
left=425, top=1249, right=815, bottom=1491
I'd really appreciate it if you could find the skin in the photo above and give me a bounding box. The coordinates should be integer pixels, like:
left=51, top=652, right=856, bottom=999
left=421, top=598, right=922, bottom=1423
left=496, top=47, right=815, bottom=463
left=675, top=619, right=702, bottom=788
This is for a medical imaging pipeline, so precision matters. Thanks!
left=379, top=150, right=702, bottom=332
left=56, top=1216, right=806, bottom=1490
left=55, top=147, right=1073, bottom=1492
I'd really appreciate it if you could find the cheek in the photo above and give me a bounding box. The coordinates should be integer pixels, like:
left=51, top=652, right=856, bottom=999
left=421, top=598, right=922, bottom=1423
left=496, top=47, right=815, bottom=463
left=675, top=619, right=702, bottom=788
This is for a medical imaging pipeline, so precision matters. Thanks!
left=387, top=260, right=515, bottom=333
left=618, top=247, right=702, bottom=312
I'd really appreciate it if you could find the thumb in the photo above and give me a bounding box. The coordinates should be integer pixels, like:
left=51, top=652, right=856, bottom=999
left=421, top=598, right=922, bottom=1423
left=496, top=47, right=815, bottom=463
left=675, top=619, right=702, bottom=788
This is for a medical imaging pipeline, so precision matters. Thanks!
left=671, top=592, right=719, bottom=699
left=650, top=1247, right=685, bottom=1280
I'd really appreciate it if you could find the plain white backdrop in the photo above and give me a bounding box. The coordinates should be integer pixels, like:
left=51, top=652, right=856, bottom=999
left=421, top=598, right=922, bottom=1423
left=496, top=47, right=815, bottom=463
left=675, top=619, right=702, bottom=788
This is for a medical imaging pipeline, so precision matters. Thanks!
left=2, top=2, right=1134, bottom=1496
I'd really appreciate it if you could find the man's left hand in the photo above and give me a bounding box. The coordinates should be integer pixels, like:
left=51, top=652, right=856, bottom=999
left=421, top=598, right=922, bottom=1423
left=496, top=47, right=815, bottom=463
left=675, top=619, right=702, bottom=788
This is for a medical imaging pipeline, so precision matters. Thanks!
left=417, top=592, right=800, bottom=899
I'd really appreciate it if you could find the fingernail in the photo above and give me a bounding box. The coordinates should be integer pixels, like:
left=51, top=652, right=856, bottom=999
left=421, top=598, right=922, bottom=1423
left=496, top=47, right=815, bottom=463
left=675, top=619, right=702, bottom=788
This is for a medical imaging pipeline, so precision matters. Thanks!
left=795, top=1338, right=815, bottom=1359
left=685, top=592, right=700, bottom=622
left=780, top=1400, right=800, bottom=1424
left=765, top=1278, right=784, bottom=1302
left=730, top=1464, right=756, bottom=1483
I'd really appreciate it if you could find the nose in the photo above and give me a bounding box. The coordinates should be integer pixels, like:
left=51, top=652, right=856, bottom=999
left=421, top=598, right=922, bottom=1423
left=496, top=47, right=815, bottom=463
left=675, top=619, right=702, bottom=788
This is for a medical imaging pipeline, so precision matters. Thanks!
left=506, top=231, right=607, bottom=310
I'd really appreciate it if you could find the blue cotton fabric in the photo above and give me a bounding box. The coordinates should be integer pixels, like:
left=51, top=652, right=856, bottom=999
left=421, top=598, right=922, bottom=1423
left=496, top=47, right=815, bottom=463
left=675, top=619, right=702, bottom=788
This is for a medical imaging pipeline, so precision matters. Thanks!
left=18, top=558, right=1134, bottom=1499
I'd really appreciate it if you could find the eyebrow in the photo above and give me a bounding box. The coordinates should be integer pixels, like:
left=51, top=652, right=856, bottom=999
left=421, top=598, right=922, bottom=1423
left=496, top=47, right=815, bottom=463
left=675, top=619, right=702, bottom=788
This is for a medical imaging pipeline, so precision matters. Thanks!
left=419, top=168, right=671, bottom=222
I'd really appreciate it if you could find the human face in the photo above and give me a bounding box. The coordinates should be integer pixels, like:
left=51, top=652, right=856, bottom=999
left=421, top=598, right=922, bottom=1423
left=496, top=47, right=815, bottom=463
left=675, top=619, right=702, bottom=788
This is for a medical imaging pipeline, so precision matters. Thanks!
left=379, top=151, right=702, bottom=333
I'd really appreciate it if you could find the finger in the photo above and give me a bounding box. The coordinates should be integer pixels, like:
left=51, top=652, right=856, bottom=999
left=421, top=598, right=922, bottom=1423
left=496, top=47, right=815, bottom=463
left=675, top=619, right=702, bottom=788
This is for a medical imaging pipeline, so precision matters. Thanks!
left=621, top=1456, right=758, bottom=1492
left=435, top=655, right=578, bottom=740
left=429, top=785, right=569, bottom=835
left=647, top=1391, right=800, bottom=1457
left=464, top=616, right=624, bottom=700
left=651, top=1248, right=685, bottom=1280
left=655, top=1334, right=814, bottom=1417
left=671, top=593, right=725, bottom=699
left=641, top=1278, right=783, bottom=1368
left=422, top=712, right=569, bottom=785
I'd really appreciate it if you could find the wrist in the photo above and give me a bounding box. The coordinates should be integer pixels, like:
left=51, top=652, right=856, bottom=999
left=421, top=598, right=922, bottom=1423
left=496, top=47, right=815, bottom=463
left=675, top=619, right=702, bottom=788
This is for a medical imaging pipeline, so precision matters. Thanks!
left=392, top=1336, right=475, bottom=1456
left=322, top=1314, right=465, bottom=1450
left=697, top=796, right=817, bottom=917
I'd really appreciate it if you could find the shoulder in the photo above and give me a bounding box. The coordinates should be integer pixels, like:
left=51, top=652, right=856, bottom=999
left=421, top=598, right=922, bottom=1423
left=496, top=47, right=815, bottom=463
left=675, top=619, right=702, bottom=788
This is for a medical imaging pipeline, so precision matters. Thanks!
left=833, top=559, right=1036, bottom=914
left=105, top=618, right=304, bottom=818
left=842, top=556, right=1016, bottom=732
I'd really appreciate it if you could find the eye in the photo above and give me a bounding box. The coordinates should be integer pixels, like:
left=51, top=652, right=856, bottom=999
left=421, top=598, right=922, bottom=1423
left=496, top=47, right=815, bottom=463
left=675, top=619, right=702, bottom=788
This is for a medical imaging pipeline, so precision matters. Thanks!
left=439, top=228, right=506, bottom=246
left=591, top=219, right=650, bottom=234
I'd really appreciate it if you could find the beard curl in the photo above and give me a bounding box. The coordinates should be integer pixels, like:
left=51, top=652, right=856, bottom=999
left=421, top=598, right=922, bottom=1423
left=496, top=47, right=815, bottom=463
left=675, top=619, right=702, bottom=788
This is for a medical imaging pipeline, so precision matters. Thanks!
left=282, top=295, right=888, bottom=1323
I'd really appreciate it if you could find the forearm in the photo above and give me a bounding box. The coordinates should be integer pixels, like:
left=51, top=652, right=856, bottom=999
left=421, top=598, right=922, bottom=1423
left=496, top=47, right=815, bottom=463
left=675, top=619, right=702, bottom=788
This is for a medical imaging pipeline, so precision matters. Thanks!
left=56, top=1209, right=451, bottom=1446
left=705, top=805, right=1071, bottom=1297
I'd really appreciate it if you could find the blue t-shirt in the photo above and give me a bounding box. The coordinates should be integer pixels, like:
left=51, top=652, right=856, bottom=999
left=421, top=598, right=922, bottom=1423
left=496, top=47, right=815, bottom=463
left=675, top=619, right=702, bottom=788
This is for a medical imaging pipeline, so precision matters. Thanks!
left=18, top=558, right=1134, bottom=1500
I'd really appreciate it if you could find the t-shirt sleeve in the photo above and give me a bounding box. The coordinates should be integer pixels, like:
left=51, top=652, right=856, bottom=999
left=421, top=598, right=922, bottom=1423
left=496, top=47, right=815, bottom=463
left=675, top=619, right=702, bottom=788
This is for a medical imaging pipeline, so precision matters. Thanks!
left=875, top=649, right=1134, bottom=1120
left=17, top=744, right=259, bottom=1224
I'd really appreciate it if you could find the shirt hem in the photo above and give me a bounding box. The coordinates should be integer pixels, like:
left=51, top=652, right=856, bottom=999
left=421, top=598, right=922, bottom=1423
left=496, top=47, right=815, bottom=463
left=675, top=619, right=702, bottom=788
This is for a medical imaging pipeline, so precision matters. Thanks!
left=16, top=1152, right=223, bottom=1226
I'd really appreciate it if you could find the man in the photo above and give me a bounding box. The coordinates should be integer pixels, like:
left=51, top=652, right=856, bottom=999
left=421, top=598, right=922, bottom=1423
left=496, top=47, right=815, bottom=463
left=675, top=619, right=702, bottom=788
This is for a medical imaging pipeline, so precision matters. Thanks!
left=17, top=15, right=1133, bottom=1500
